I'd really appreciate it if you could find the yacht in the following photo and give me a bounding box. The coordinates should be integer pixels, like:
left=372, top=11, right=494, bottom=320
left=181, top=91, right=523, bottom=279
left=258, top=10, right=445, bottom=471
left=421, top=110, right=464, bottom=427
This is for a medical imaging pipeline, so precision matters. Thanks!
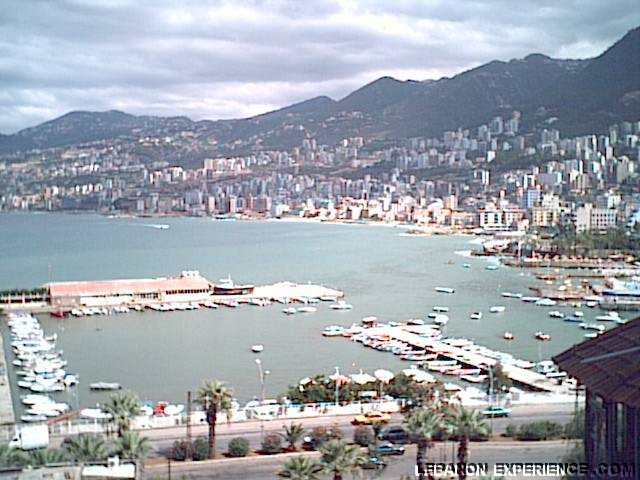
left=470, top=312, right=483, bottom=320
left=330, top=301, right=353, bottom=310
left=489, top=306, right=505, bottom=313
left=548, top=311, right=564, bottom=318
left=213, top=275, right=255, bottom=295
left=435, top=287, right=455, bottom=294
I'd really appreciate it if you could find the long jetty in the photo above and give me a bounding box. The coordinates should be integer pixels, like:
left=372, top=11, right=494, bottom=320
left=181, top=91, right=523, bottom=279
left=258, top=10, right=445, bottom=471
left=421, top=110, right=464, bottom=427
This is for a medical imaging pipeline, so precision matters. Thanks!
left=365, top=325, right=565, bottom=393
left=0, top=330, right=15, bottom=430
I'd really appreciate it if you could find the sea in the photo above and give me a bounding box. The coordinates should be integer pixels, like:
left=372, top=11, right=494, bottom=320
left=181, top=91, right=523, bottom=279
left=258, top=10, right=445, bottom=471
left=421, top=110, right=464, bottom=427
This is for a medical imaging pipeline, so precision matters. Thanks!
left=0, top=213, right=601, bottom=409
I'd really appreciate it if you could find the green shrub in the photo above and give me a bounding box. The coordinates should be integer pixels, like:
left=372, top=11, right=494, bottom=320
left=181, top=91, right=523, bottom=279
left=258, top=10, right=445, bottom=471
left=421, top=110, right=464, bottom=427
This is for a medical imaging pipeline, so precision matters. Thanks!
left=170, top=439, right=190, bottom=461
left=515, top=421, right=564, bottom=441
left=563, top=408, right=585, bottom=439
left=353, top=426, right=374, bottom=446
left=261, top=433, right=283, bottom=454
left=191, top=437, right=209, bottom=461
left=227, top=437, right=250, bottom=457
left=504, top=424, right=517, bottom=438
left=310, top=425, right=343, bottom=446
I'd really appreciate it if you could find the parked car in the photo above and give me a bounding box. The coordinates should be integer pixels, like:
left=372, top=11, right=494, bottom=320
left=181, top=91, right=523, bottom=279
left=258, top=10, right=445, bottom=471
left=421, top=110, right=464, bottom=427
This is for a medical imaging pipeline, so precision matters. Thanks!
left=362, top=456, right=388, bottom=470
left=373, top=441, right=405, bottom=456
left=351, top=411, right=391, bottom=425
left=378, top=425, right=409, bottom=444
left=481, top=406, right=512, bottom=418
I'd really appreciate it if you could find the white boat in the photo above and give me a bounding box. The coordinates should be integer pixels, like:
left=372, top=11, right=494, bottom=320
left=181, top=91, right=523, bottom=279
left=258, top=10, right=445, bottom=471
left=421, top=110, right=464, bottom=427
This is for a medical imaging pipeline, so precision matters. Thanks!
left=535, top=298, right=557, bottom=307
left=322, top=326, right=345, bottom=337
left=574, top=311, right=584, bottom=317
left=549, top=311, right=564, bottom=318
left=503, top=331, right=514, bottom=340
left=470, top=312, right=482, bottom=320
left=489, top=306, right=505, bottom=313
left=486, top=265, right=499, bottom=271
left=595, top=312, right=625, bottom=322
left=89, top=382, right=122, bottom=391
left=320, top=296, right=338, bottom=302
left=297, top=306, right=317, bottom=313
left=462, top=263, right=471, bottom=269
left=432, top=306, right=449, bottom=312
left=501, top=292, right=522, bottom=299
left=330, top=301, right=353, bottom=310
left=21, top=414, right=48, bottom=423
left=408, top=318, right=426, bottom=325
left=282, top=307, right=297, bottom=315
left=435, top=287, right=455, bottom=294
left=251, top=344, right=264, bottom=353
left=584, top=332, right=601, bottom=339
left=535, top=331, right=551, bottom=341
left=522, top=296, right=541, bottom=303
left=579, top=322, right=605, bottom=332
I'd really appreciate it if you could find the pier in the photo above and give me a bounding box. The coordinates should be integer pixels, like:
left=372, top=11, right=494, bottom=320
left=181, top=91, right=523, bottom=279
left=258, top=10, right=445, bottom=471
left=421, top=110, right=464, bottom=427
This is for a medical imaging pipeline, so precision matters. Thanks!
left=0, top=329, right=16, bottom=428
left=360, top=325, right=566, bottom=393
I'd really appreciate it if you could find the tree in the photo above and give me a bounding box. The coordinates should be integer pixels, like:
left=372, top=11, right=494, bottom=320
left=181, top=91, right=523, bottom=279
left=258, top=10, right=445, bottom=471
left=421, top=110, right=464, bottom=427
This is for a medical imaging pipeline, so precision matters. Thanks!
left=103, top=391, right=142, bottom=437
left=278, top=456, right=323, bottom=480
left=0, top=444, right=27, bottom=468
left=282, top=423, right=305, bottom=451
left=488, top=362, right=512, bottom=396
left=404, top=408, right=445, bottom=480
left=319, top=439, right=366, bottom=480
left=446, top=406, right=488, bottom=480
left=27, top=448, right=68, bottom=467
left=62, top=434, right=110, bottom=463
left=113, top=431, right=153, bottom=461
left=195, top=379, right=233, bottom=459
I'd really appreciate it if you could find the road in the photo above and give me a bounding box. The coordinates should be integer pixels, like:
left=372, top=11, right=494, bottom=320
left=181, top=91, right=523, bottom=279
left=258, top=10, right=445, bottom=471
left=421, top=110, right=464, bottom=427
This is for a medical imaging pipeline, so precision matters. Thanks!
left=140, top=402, right=576, bottom=457
left=142, top=440, right=573, bottom=479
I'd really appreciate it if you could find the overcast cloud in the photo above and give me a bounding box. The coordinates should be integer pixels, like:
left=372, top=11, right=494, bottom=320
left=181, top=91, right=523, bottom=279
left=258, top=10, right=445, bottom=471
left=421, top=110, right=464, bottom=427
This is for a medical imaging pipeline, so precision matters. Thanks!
left=0, top=0, right=638, bottom=133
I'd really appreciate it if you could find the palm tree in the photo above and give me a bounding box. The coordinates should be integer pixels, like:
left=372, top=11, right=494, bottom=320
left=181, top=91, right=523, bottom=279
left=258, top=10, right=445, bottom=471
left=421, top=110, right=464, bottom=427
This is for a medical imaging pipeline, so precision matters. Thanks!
left=113, top=431, right=153, bottom=461
left=278, top=456, right=323, bottom=479
left=103, top=391, right=142, bottom=437
left=281, top=423, right=305, bottom=451
left=27, top=448, right=68, bottom=467
left=319, top=439, right=366, bottom=480
left=404, top=408, right=445, bottom=480
left=62, top=434, right=110, bottom=463
left=446, top=405, right=488, bottom=480
left=195, top=379, right=233, bottom=459
left=0, top=444, right=27, bottom=468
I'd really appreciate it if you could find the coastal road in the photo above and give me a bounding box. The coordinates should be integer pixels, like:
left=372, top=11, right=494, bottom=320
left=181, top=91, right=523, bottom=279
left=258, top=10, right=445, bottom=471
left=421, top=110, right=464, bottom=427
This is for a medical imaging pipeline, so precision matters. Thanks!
left=137, top=402, right=576, bottom=457
left=142, top=440, right=573, bottom=479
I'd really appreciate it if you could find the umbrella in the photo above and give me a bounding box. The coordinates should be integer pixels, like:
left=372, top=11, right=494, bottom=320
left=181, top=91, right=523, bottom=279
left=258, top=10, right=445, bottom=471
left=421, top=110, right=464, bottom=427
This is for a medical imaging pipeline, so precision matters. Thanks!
left=298, top=377, right=313, bottom=386
left=374, top=369, right=395, bottom=383
left=329, top=372, right=352, bottom=385
left=350, top=369, right=376, bottom=385
left=402, top=365, right=420, bottom=377
left=412, top=370, right=436, bottom=383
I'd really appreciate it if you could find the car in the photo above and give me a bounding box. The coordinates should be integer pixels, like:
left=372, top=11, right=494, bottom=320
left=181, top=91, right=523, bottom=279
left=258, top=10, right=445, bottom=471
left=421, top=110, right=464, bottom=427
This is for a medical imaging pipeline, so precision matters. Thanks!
left=351, top=411, right=391, bottom=425
left=374, top=441, right=405, bottom=456
left=378, top=425, right=409, bottom=444
left=481, top=406, right=512, bottom=418
left=362, top=456, right=388, bottom=470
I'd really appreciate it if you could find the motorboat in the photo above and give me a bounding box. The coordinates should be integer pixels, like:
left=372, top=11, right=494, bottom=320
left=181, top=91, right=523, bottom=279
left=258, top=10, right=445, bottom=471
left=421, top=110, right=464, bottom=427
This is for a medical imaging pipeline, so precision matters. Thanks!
left=432, top=314, right=449, bottom=326
left=535, top=298, right=557, bottom=307
left=330, top=301, right=353, bottom=310
left=501, top=292, right=522, bottom=298
left=297, top=306, right=317, bottom=313
left=564, top=316, right=583, bottom=323
left=595, top=312, right=625, bottom=322
left=522, top=296, right=541, bottom=303
left=251, top=344, right=264, bottom=353
left=282, top=307, right=297, bottom=315
left=503, top=331, right=514, bottom=340
left=489, top=306, right=505, bottom=313
left=89, top=382, right=122, bottom=391
left=433, top=306, right=449, bottom=313
left=408, top=318, right=425, bottom=325
left=549, top=311, right=564, bottom=318
left=579, top=323, right=605, bottom=332
left=20, top=414, right=48, bottom=423
left=322, top=326, right=345, bottom=337
left=470, top=312, right=482, bottom=320
left=534, top=331, right=551, bottom=341
left=463, top=263, right=471, bottom=269
left=574, top=311, right=584, bottom=317
left=486, top=265, right=499, bottom=271
left=435, top=287, right=455, bottom=294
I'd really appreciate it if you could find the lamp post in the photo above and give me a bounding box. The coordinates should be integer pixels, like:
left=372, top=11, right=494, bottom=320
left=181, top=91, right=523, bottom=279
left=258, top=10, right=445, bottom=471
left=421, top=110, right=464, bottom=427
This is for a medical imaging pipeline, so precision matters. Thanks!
left=488, top=366, right=494, bottom=437
left=255, top=359, right=269, bottom=441
left=334, top=366, right=340, bottom=406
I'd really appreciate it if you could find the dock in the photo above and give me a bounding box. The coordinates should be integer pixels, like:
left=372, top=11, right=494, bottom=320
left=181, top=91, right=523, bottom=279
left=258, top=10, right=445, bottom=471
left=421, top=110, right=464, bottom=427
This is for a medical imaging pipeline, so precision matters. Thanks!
left=362, top=325, right=566, bottom=393
left=0, top=326, right=16, bottom=429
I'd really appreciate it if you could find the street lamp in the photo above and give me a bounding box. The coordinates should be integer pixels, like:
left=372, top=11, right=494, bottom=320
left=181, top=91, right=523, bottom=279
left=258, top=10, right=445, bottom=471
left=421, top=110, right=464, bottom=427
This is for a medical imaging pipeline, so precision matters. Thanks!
left=488, top=366, right=494, bottom=436
left=334, top=366, right=340, bottom=406
left=255, top=358, right=269, bottom=403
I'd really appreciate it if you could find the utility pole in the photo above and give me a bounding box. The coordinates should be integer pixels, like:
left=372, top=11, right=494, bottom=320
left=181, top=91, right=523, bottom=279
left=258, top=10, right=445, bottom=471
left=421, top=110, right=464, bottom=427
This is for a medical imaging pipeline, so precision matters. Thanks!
left=186, top=390, right=192, bottom=460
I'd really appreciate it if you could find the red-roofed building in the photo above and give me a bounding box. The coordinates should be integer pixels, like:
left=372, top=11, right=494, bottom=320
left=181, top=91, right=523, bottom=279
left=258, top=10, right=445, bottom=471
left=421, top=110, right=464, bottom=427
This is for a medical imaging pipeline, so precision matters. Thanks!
left=47, top=271, right=213, bottom=307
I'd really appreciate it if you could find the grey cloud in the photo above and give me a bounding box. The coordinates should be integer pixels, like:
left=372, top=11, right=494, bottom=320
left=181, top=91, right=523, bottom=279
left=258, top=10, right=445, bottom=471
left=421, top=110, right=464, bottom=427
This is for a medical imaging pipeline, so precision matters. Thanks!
left=0, top=0, right=638, bottom=133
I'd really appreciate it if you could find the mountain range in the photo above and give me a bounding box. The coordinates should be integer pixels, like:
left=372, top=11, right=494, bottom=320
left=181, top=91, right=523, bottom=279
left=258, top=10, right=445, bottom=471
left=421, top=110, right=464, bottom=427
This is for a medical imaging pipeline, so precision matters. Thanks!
left=1, top=26, right=639, bottom=156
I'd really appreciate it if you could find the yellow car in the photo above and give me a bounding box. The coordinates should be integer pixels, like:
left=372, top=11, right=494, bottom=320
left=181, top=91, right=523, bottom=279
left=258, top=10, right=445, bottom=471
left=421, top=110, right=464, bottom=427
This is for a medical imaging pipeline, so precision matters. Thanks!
left=351, top=411, right=391, bottom=425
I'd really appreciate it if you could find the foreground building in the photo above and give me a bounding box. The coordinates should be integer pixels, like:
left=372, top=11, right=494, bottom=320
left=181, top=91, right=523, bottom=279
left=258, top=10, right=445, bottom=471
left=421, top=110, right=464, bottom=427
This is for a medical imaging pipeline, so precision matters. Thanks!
left=553, top=318, right=640, bottom=479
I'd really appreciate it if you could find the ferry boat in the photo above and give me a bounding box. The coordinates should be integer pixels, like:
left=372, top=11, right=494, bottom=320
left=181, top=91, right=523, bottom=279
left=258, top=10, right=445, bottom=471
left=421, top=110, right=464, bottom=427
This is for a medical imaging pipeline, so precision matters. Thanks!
left=213, top=276, right=255, bottom=295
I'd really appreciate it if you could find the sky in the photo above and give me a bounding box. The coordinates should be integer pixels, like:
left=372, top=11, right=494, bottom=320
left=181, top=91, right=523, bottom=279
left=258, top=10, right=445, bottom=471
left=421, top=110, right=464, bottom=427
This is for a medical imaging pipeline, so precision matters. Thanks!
left=1, top=0, right=639, bottom=134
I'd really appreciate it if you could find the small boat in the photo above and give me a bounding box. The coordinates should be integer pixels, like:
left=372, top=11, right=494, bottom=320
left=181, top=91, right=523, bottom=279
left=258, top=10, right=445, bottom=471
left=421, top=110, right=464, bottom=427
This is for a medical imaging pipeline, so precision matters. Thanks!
left=432, top=314, right=449, bottom=326
left=282, top=307, right=297, bottom=315
left=489, top=306, right=505, bottom=313
left=320, top=296, right=338, bottom=302
left=470, top=312, right=482, bottom=320
left=330, top=301, right=353, bottom=310
left=535, top=331, right=551, bottom=341
left=21, top=414, right=48, bottom=423
left=501, top=292, right=522, bottom=298
left=486, top=265, right=499, bottom=271
left=549, top=311, right=564, bottom=318
left=89, top=382, right=122, bottom=391
left=322, top=326, right=345, bottom=337
left=564, top=316, right=583, bottom=323
left=584, top=332, right=600, bottom=339
left=408, top=318, right=425, bottom=326
left=579, top=322, right=605, bottom=332
left=522, top=296, right=541, bottom=303
left=595, top=312, right=625, bottom=322
left=585, top=301, right=598, bottom=308
left=251, top=344, right=264, bottom=353
left=297, top=306, right=317, bottom=313
left=503, top=331, right=514, bottom=340
left=462, top=263, right=471, bottom=269
left=535, top=298, right=557, bottom=307
left=460, top=374, right=488, bottom=383
left=435, top=287, right=455, bottom=294
left=432, top=306, right=449, bottom=313
left=574, top=311, right=584, bottom=317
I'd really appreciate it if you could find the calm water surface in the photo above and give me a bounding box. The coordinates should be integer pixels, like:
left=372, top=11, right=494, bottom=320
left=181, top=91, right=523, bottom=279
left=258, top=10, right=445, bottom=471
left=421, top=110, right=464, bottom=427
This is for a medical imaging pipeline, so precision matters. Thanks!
left=0, top=214, right=598, bottom=408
